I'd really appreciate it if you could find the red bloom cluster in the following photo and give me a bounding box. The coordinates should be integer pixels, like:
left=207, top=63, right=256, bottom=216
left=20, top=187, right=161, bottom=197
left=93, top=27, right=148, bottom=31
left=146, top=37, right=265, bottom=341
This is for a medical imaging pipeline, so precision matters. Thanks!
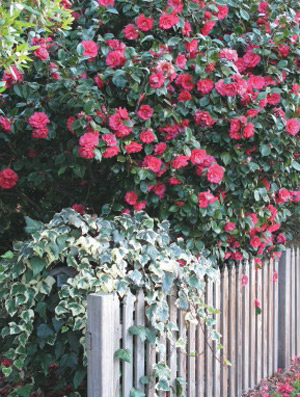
left=28, top=112, right=50, bottom=138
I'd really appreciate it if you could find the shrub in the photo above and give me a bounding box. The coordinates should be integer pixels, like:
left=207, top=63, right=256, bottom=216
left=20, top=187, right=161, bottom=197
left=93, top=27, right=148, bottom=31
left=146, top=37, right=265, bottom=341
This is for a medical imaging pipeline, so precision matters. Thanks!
left=0, top=209, right=217, bottom=395
left=1, top=0, right=300, bottom=261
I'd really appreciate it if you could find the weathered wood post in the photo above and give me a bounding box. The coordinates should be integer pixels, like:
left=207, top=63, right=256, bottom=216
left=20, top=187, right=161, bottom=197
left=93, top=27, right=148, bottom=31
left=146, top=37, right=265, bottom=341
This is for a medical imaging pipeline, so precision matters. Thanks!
left=277, top=248, right=291, bottom=369
left=87, top=293, right=120, bottom=397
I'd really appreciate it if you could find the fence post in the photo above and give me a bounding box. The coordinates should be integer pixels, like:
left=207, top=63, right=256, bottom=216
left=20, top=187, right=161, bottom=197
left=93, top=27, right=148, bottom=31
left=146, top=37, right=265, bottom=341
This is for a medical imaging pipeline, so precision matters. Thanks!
left=277, top=249, right=291, bottom=369
left=87, top=293, right=119, bottom=397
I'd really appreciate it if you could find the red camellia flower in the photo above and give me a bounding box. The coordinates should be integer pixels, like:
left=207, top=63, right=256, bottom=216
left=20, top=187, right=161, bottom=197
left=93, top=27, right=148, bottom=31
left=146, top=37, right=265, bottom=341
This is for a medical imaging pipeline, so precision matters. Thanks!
left=79, top=132, right=99, bottom=147
left=0, top=168, right=18, bottom=189
left=224, top=222, right=235, bottom=231
left=250, top=235, right=261, bottom=248
left=137, top=105, right=153, bottom=120
left=32, top=127, right=48, bottom=138
left=215, top=79, right=237, bottom=96
left=286, top=118, right=300, bottom=135
left=123, top=24, right=139, bottom=40
left=277, top=187, right=291, bottom=202
left=125, top=141, right=142, bottom=153
left=153, top=142, right=166, bottom=155
left=109, top=107, right=132, bottom=136
left=190, top=149, right=207, bottom=165
left=81, top=40, right=98, bottom=58
left=158, top=13, right=179, bottom=29
left=134, top=200, right=146, bottom=211
left=194, top=110, right=216, bottom=126
left=2, top=66, right=23, bottom=87
left=197, top=190, right=217, bottom=208
left=140, top=129, right=154, bottom=143
left=0, top=116, right=11, bottom=131
left=242, top=122, right=254, bottom=138
left=101, top=133, right=117, bottom=147
left=171, top=155, right=189, bottom=169
left=153, top=181, right=166, bottom=198
left=142, top=155, right=162, bottom=172
left=97, top=0, right=114, bottom=6
left=206, top=163, right=224, bottom=183
left=242, top=52, right=261, bottom=68
left=124, top=190, right=138, bottom=205
left=135, top=14, right=153, bottom=31
left=29, top=112, right=50, bottom=128
left=106, top=51, right=125, bottom=68
left=196, top=78, right=214, bottom=94
left=266, top=92, right=280, bottom=105
left=71, top=204, right=85, bottom=214
left=201, top=20, right=216, bottom=35
left=102, top=146, right=120, bottom=158
left=149, top=72, right=164, bottom=88
left=34, top=46, right=49, bottom=60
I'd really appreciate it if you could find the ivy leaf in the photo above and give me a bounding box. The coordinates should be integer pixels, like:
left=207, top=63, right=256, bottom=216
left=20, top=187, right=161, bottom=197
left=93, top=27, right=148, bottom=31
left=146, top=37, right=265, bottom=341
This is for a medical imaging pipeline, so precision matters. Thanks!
left=29, top=257, right=47, bottom=276
left=24, top=217, right=43, bottom=234
left=130, top=387, right=145, bottom=397
left=115, top=348, right=131, bottom=363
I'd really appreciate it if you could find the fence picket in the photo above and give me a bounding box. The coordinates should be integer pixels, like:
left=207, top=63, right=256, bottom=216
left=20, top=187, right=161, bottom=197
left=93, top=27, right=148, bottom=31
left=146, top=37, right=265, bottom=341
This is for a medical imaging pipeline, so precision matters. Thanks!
left=249, top=260, right=256, bottom=389
left=196, top=319, right=205, bottom=397
left=228, top=263, right=236, bottom=396
left=134, top=290, right=145, bottom=392
left=236, top=263, right=243, bottom=395
left=255, top=264, right=262, bottom=385
left=205, top=280, right=213, bottom=396
left=291, top=248, right=296, bottom=358
left=273, top=259, right=279, bottom=373
left=122, top=292, right=135, bottom=396
left=213, top=279, right=221, bottom=397
left=267, top=260, right=274, bottom=377
left=178, top=309, right=187, bottom=395
left=242, top=262, right=250, bottom=392
left=278, top=249, right=291, bottom=368
left=262, top=262, right=268, bottom=380
left=220, top=265, right=228, bottom=397
left=169, top=288, right=178, bottom=390
left=297, top=248, right=300, bottom=356
left=188, top=323, right=196, bottom=397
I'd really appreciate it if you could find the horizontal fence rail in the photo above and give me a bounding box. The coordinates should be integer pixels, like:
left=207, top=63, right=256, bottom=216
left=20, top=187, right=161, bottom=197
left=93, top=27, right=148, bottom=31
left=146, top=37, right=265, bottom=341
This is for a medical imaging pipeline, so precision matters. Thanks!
left=87, top=247, right=300, bottom=397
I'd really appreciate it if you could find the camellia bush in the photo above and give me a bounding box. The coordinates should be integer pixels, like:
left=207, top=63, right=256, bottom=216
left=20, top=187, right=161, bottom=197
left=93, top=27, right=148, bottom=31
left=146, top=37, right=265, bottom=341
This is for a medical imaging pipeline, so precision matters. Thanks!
left=0, top=209, right=217, bottom=395
left=1, top=0, right=300, bottom=260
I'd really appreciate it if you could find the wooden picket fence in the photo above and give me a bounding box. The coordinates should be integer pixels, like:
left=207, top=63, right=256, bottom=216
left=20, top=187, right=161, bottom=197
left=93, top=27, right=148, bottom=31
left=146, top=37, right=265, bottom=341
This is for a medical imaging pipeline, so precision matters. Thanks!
left=86, top=247, right=300, bottom=397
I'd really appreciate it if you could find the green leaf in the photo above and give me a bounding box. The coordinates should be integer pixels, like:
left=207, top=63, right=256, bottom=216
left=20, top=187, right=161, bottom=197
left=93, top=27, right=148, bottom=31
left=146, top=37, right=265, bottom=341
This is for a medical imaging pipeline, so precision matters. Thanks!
left=29, top=257, right=47, bottom=276
left=291, top=161, right=300, bottom=171
left=259, top=144, right=271, bottom=157
left=73, top=367, right=86, bottom=388
left=130, top=387, right=145, bottom=397
left=37, top=323, right=53, bottom=339
left=83, top=100, right=94, bottom=114
left=220, top=152, right=232, bottom=166
left=1, top=250, right=13, bottom=259
left=24, top=217, right=43, bottom=234
left=240, top=9, right=249, bottom=20
left=115, top=348, right=131, bottom=363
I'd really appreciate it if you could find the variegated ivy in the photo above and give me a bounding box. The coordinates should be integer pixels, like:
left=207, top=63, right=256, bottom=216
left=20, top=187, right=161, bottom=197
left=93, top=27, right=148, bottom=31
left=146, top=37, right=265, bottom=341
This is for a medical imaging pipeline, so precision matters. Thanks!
left=0, top=208, right=218, bottom=394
